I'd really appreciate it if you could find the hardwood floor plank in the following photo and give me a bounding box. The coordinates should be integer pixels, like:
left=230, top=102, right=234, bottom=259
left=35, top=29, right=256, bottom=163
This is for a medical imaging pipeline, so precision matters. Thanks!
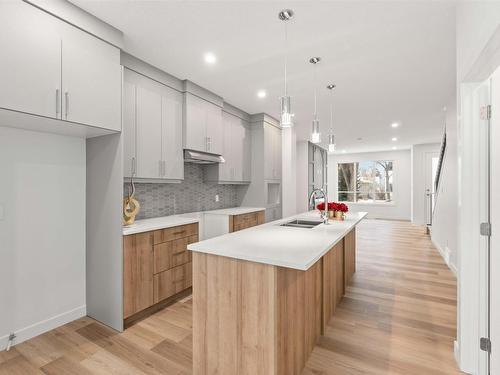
left=0, top=219, right=462, bottom=374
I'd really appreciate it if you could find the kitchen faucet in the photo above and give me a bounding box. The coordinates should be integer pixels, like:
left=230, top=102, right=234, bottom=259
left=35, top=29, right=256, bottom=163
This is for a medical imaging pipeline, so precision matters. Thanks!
left=309, top=188, right=329, bottom=225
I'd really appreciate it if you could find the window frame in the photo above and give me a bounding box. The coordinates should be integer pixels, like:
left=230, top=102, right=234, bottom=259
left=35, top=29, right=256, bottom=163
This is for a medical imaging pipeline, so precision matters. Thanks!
left=337, top=160, right=394, bottom=205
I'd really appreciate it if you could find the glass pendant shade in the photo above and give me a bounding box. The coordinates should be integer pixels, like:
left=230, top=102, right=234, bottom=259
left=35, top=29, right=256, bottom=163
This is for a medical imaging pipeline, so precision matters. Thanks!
left=328, top=134, right=336, bottom=153
left=311, top=118, right=321, bottom=144
left=280, top=95, right=293, bottom=127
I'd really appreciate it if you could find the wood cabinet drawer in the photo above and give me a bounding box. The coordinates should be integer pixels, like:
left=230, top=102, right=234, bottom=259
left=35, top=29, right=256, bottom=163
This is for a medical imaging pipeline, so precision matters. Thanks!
left=232, top=212, right=258, bottom=231
left=153, top=223, right=198, bottom=244
left=154, top=262, right=192, bottom=303
left=154, top=234, right=197, bottom=274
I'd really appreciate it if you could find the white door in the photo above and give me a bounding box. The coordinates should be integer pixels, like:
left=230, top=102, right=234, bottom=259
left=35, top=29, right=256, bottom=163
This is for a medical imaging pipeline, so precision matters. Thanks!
left=184, top=94, right=207, bottom=152
left=490, top=64, right=500, bottom=375
left=424, top=151, right=439, bottom=225
left=206, top=103, right=223, bottom=155
left=61, top=23, right=121, bottom=131
left=161, top=87, right=184, bottom=180
left=0, top=2, right=62, bottom=119
left=123, top=80, right=137, bottom=178
left=136, top=86, right=162, bottom=179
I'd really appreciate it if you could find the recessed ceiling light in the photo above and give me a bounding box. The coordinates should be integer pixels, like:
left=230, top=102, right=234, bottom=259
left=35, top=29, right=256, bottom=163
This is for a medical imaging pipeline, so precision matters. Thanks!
left=392, top=146, right=397, bottom=150
left=391, top=122, right=399, bottom=128
left=391, top=137, right=398, bottom=141
left=342, top=149, right=347, bottom=153
left=257, top=90, right=267, bottom=98
left=204, top=52, right=217, bottom=64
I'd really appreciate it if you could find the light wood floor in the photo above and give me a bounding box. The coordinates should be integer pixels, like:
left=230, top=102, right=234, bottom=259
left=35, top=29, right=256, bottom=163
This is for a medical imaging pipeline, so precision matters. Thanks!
left=0, top=220, right=463, bottom=375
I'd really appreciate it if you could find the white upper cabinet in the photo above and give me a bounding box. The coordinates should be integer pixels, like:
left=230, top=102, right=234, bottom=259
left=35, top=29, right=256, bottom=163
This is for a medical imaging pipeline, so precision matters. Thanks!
left=0, top=2, right=61, bottom=119
left=264, top=123, right=282, bottom=180
left=183, top=93, right=223, bottom=155
left=0, top=2, right=121, bottom=131
left=61, top=23, right=121, bottom=131
left=205, top=111, right=251, bottom=183
left=123, top=69, right=184, bottom=181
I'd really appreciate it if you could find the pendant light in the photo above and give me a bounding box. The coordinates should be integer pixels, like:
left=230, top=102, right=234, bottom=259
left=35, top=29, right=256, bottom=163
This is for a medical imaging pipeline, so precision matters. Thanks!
left=327, top=84, right=336, bottom=153
left=279, top=9, right=294, bottom=127
left=310, top=57, right=321, bottom=143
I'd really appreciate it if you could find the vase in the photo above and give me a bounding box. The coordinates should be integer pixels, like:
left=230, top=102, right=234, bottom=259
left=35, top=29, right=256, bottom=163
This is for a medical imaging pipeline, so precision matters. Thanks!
left=334, top=211, right=344, bottom=221
left=328, top=210, right=335, bottom=218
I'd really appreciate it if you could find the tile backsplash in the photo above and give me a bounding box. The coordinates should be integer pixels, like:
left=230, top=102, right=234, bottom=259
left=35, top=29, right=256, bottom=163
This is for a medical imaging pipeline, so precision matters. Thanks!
left=124, top=163, right=240, bottom=220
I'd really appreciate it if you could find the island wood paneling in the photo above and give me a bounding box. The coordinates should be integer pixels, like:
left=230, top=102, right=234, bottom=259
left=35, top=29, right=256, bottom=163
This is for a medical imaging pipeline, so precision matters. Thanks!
left=193, top=252, right=277, bottom=375
left=322, top=240, right=345, bottom=330
left=123, top=232, right=154, bottom=318
left=344, top=227, right=356, bottom=285
left=193, top=252, right=323, bottom=375
left=276, top=260, right=322, bottom=375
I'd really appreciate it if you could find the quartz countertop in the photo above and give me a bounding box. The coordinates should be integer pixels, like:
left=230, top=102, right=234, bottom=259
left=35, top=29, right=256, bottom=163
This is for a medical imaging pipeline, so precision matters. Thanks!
left=203, top=207, right=265, bottom=216
left=122, top=207, right=265, bottom=235
left=187, top=211, right=367, bottom=270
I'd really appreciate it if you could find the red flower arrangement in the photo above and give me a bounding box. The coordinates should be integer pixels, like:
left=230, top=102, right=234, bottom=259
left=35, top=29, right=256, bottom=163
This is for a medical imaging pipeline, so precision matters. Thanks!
left=316, top=202, right=349, bottom=213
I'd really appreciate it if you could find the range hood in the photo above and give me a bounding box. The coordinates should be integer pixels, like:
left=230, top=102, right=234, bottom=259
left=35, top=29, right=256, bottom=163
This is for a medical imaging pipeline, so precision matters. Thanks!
left=184, top=149, right=225, bottom=164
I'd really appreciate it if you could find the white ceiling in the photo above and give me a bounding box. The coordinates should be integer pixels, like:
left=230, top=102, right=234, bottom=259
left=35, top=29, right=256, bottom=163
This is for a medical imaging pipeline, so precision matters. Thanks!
left=72, top=0, right=456, bottom=153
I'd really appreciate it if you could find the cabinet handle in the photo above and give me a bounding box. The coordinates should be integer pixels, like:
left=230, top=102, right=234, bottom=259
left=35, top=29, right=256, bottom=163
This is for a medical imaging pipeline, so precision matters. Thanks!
left=162, top=160, right=166, bottom=177
left=55, top=89, right=60, bottom=117
left=159, top=160, right=162, bottom=177
left=131, top=157, right=136, bottom=176
left=172, top=230, right=186, bottom=236
left=64, top=92, right=69, bottom=119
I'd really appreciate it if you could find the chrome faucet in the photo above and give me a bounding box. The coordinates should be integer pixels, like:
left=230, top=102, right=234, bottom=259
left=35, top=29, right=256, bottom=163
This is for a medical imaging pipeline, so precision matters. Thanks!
left=309, top=188, right=329, bottom=224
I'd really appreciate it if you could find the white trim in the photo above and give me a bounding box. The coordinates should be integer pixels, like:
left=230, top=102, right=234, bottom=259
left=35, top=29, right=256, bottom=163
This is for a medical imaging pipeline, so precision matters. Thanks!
left=0, top=305, right=86, bottom=351
left=431, top=237, right=456, bottom=277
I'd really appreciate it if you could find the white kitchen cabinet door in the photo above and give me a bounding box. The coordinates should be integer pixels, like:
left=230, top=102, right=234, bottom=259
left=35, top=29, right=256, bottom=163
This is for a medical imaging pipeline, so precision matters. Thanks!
left=136, top=86, right=162, bottom=179
left=264, top=124, right=275, bottom=179
left=184, top=94, right=207, bottom=152
left=242, top=121, right=252, bottom=182
left=161, top=88, right=184, bottom=180
left=206, top=103, right=223, bottom=155
left=123, top=81, right=137, bottom=178
left=61, top=23, right=121, bottom=131
left=0, top=2, right=62, bottom=119
left=231, top=118, right=245, bottom=182
left=219, top=112, right=233, bottom=181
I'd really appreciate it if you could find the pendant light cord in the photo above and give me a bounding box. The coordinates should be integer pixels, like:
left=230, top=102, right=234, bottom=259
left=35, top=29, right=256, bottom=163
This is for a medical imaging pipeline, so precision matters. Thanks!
left=284, top=22, right=288, bottom=96
left=330, top=89, right=333, bottom=133
left=313, top=63, right=317, bottom=118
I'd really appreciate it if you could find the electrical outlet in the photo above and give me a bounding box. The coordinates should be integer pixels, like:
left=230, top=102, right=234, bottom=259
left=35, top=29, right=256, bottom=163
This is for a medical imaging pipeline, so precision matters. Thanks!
left=215, top=194, right=220, bottom=202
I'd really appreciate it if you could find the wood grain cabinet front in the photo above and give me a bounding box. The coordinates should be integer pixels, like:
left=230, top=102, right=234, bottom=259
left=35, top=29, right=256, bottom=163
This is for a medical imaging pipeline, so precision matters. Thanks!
left=123, top=232, right=154, bottom=319
left=123, top=223, right=198, bottom=323
left=230, top=210, right=265, bottom=232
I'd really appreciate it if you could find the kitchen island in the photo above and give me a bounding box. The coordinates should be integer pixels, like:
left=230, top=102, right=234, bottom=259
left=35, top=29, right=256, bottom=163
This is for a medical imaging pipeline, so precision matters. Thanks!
left=188, top=211, right=367, bottom=375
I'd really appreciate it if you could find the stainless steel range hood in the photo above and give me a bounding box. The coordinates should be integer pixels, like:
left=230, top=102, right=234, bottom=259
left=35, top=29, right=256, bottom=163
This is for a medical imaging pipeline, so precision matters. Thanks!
left=184, top=149, right=225, bottom=164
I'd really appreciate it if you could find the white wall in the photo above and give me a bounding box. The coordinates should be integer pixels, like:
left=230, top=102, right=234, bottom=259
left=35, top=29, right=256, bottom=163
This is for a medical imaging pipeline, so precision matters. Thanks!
left=327, top=149, right=412, bottom=220
left=0, top=126, right=86, bottom=349
left=296, top=141, right=309, bottom=214
left=411, top=142, right=440, bottom=225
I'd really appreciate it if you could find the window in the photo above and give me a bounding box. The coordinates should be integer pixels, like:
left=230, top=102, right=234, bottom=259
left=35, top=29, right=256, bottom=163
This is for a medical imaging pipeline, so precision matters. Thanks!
left=338, top=160, right=393, bottom=203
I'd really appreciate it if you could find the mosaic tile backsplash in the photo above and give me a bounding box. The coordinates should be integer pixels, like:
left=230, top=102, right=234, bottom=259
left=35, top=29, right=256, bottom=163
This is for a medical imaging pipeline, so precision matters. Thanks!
left=124, top=163, right=240, bottom=220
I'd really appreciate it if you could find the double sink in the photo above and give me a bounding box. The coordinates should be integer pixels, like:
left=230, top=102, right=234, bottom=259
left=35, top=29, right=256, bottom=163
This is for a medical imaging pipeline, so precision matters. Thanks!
left=280, top=219, right=323, bottom=229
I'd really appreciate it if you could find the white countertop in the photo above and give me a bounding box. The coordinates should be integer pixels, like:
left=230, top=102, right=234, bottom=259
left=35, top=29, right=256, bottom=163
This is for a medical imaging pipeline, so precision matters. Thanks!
left=203, top=207, right=265, bottom=216
left=188, top=211, right=367, bottom=271
left=122, top=207, right=265, bottom=235
left=123, top=215, right=199, bottom=235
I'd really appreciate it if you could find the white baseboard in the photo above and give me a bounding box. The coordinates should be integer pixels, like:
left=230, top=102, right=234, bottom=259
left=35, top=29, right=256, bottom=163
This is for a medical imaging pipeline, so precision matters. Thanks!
left=431, top=238, right=456, bottom=276
left=0, top=305, right=86, bottom=351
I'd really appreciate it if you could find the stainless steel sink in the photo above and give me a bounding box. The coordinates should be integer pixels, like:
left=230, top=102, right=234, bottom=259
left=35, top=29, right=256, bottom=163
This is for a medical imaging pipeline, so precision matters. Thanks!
left=280, top=219, right=323, bottom=229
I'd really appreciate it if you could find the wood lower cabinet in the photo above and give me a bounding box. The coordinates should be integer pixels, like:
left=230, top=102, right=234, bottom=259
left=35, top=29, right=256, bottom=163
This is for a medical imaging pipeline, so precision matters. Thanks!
left=154, top=262, right=193, bottom=303
left=123, top=232, right=154, bottom=319
left=123, top=223, right=198, bottom=323
left=322, top=240, right=344, bottom=329
left=229, top=210, right=265, bottom=232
